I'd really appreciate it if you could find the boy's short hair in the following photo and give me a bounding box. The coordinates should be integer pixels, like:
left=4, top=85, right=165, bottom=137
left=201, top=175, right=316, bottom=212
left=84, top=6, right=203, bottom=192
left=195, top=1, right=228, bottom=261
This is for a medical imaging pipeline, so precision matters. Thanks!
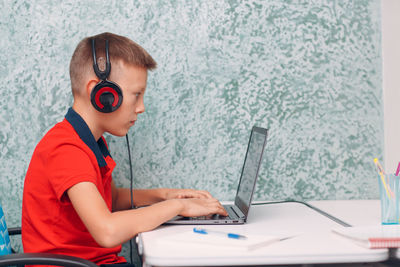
left=69, top=32, right=157, bottom=96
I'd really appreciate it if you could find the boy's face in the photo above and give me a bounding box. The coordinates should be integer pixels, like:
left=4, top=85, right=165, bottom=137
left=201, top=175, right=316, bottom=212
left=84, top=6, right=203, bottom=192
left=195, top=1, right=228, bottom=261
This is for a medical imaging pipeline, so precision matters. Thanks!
left=99, top=62, right=148, bottom=136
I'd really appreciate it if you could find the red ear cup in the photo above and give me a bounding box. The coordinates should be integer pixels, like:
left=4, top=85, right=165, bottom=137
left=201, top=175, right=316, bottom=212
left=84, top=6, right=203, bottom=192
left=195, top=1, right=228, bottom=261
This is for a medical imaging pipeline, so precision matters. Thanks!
left=90, top=80, right=123, bottom=113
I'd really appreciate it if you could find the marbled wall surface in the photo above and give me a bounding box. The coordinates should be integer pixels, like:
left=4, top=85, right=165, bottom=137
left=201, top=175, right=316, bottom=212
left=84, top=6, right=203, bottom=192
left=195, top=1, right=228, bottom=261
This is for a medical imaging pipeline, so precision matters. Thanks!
left=1, top=0, right=382, bottom=254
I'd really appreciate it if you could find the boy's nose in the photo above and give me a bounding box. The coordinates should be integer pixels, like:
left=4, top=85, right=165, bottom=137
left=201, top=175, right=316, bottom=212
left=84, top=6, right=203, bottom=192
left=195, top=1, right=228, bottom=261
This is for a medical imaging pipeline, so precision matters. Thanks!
left=135, top=101, right=145, bottom=114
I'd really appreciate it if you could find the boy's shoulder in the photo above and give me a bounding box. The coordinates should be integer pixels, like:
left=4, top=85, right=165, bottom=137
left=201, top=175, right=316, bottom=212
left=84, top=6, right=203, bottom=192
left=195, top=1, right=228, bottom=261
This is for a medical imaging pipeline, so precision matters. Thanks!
left=40, top=119, right=77, bottom=143
left=35, top=119, right=91, bottom=155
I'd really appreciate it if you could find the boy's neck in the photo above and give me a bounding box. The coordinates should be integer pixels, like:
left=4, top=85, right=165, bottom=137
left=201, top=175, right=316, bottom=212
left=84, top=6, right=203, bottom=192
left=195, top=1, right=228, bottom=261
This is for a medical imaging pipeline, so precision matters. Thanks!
left=72, top=102, right=104, bottom=141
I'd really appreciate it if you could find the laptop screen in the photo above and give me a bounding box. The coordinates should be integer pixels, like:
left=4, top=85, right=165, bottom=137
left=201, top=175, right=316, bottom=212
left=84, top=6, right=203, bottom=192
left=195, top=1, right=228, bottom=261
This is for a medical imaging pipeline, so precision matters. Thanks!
left=234, top=126, right=268, bottom=217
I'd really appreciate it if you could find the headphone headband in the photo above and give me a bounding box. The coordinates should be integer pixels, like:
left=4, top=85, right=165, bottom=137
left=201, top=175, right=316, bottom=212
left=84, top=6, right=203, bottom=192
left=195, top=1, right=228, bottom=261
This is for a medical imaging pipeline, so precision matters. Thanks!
left=90, top=38, right=123, bottom=113
left=91, top=39, right=111, bottom=81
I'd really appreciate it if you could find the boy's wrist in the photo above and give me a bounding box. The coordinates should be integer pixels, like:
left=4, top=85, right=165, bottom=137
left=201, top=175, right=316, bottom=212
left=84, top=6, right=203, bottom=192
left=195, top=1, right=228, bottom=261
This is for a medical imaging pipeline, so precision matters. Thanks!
left=166, top=198, right=184, bottom=214
left=158, top=188, right=169, bottom=201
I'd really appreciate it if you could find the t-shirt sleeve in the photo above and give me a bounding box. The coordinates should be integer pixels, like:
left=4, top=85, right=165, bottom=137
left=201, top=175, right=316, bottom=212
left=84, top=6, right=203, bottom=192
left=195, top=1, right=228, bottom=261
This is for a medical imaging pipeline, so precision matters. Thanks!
left=46, top=144, right=98, bottom=201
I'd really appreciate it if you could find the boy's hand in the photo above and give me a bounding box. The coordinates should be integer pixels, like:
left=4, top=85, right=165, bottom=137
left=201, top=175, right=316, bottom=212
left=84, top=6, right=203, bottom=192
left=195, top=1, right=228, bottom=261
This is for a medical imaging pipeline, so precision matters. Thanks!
left=176, top=198, right=228, bottom=217
left=165, top=188, right=213, bottom=200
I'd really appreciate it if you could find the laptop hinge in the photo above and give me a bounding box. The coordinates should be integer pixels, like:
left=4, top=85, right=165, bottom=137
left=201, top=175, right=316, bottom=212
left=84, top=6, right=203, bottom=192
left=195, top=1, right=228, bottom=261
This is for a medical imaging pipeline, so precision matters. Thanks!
left=232, top=205, right=245, bottom=218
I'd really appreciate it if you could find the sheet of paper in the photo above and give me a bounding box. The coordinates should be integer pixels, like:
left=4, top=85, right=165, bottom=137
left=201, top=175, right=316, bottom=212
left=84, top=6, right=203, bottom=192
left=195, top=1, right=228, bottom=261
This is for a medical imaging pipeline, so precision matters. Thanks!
left=157, top=230, right=293, bottom=251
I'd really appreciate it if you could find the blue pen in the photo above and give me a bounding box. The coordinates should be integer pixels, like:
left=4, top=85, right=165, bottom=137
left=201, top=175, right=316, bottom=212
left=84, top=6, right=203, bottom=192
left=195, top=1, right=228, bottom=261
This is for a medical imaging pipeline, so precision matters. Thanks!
left=193, top=227, right=247, bottom=240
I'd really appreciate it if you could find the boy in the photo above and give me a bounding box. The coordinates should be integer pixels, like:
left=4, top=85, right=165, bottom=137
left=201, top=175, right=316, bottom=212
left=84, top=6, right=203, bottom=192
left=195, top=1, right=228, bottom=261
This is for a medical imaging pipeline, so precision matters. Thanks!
left=21, top=32, right=227, bottom=265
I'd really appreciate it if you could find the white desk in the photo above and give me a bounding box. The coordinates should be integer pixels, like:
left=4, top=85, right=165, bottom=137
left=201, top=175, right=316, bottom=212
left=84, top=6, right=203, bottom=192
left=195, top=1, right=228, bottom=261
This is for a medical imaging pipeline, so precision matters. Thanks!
left=138, top=201, right=388, bottom=267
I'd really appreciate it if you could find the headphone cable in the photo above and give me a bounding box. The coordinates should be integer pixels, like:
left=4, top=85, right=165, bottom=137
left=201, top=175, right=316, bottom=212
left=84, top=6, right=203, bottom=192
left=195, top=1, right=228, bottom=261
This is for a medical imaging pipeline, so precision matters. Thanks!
left=125, top=134, right=139, bottom=265
left=125, top=135, right=134, bottom=210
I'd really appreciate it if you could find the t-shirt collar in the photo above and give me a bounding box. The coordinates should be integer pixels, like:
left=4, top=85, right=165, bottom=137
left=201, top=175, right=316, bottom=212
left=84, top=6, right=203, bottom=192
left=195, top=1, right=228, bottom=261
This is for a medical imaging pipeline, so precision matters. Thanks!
left=65, top=107, right=110, bottom=167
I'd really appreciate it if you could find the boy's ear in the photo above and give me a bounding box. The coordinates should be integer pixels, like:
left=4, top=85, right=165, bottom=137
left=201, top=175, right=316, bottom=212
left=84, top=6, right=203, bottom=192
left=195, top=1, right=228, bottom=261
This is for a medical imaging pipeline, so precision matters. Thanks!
left=86, top=79, right=99, bottom=99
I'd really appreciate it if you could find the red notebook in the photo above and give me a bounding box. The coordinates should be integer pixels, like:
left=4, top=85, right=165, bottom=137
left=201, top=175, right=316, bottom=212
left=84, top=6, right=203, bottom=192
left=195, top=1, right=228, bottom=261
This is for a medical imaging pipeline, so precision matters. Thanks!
left=332, top=225, right=400, bottom=249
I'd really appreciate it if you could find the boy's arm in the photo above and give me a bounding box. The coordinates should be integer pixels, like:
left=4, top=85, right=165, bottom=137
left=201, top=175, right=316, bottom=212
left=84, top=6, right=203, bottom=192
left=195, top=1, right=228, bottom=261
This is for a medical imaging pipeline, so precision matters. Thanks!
left=111, top=180, right=214, bottom=211
left=68, top=181, right=227, bottom=248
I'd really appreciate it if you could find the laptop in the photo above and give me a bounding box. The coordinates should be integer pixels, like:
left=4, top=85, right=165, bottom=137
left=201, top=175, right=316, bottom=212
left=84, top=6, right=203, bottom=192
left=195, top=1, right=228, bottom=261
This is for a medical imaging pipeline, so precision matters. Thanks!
left=165, top=126, right=268, bottom=225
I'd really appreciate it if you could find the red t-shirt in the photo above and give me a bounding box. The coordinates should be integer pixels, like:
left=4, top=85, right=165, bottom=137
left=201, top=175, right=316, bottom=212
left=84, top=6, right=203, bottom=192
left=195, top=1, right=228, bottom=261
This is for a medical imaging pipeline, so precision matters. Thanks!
left=22, top=108, right=126, bottom=265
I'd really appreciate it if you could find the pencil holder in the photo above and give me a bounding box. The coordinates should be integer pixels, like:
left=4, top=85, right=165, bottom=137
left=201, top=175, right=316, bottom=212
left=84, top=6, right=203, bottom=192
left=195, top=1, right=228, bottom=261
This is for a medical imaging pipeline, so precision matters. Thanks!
left=378, top=174, right=400, bottom=225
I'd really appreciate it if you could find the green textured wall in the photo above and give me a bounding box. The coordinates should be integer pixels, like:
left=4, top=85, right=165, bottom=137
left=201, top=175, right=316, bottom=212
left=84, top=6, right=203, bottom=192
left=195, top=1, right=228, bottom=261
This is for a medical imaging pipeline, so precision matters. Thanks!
left=1, top=0, right=382, bottom=252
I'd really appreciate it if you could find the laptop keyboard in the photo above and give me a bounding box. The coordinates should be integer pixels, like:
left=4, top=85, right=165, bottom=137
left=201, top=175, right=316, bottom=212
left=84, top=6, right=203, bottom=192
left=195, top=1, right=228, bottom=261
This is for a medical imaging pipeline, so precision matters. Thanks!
left=185, top=205, right=237, bottom=220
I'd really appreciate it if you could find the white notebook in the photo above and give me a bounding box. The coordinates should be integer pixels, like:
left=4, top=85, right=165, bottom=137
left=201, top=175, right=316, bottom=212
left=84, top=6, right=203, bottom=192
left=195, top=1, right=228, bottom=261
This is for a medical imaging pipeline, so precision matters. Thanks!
left=332, top=225, right=400, bottom=249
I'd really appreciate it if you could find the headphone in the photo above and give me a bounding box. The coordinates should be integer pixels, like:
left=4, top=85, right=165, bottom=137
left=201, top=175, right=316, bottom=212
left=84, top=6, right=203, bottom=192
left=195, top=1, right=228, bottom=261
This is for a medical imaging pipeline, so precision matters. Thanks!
left=90, top=39, right=123, bottom=113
